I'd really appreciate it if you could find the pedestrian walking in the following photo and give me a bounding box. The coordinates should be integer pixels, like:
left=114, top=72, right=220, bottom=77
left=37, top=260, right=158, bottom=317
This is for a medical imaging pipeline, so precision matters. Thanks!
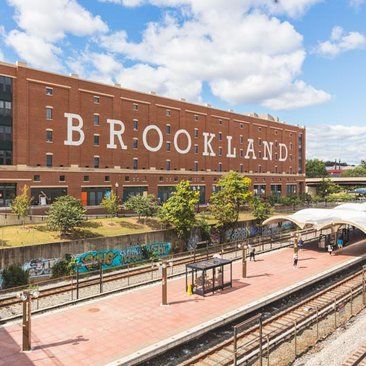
left=293, top=252, right=299, bottom=268
left=327, top=243, right=333, bottom=255
left=248, top=244, right=256, bottom=261
left=337, top=237, right=344, bottom=253
left=298, top=237, right=304, bottom=250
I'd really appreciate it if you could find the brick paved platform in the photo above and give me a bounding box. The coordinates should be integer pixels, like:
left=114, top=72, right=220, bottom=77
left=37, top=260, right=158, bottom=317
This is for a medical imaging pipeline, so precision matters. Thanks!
left=0, top=240, right=365, bottom=366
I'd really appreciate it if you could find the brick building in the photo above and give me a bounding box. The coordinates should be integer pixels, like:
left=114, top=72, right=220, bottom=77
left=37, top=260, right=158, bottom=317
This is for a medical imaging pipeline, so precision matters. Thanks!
left=0, top=61, right=305, bottom=207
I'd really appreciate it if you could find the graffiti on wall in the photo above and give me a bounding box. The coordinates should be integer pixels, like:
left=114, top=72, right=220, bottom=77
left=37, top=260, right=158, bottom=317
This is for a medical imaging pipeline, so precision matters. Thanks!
left=23, top=258, right=60, bottom=278
left=74, top=241, right=171, bottom=273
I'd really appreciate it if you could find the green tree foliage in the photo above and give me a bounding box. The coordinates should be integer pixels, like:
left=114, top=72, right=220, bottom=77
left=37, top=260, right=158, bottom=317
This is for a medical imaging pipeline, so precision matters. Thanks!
left=317, top=178, right=342, bottom=198
left=47, top=195, right=86, bottom=236
left=250, top=196, right=273, bottom=223
left=1, top=264, right=29, bottom=289
left=299, top=193, right=312, bottom=206
left=158, top=181, right=199, bottom=241
left=101, top=191, right=119, bottom=217
left=124, top=194, right=158, bottom=220
left=11, top=185, right=32, bottom=223
left=341, top=166, right=366, bottom=177
left=209, top=172, right=252, bottom=238
left=306, top=159, right=328, bottom=178
left=280, top=195, right=302, bottom=210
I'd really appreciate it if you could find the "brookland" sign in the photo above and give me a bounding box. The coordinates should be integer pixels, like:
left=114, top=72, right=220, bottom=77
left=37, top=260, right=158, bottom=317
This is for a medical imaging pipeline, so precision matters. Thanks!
left=63, top=113, right=289, bottom=161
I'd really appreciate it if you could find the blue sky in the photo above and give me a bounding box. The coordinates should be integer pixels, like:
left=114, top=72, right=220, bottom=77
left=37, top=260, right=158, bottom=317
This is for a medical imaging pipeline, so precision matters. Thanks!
left=0, top=0, right=366, bottom=163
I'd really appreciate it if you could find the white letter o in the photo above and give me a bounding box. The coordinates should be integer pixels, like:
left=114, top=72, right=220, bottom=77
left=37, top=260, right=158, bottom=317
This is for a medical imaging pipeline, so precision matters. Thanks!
left=142, top=125, right=163, bottom=152
left=174, top=129, right=192, bottom=154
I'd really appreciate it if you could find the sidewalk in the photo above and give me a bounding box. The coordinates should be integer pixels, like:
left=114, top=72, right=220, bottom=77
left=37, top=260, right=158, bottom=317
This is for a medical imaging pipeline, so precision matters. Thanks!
left=0, top=241, right=365, bottom=366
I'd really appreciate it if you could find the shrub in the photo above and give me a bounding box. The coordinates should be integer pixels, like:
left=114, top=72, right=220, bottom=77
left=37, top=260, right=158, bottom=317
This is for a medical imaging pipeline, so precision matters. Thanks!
left=11, top=185, right=32, bottom=223
left=1, top=264, right=29, bottom=289
left=101, top=191, right=119, bottom=217
left=51, top=254, right=72, bottom=278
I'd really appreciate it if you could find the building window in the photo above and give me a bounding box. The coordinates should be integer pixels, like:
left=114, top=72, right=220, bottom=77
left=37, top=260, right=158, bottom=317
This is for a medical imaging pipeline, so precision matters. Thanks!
left=59, top=175, right=66, bottom=182
left=218, top=162, right=222, bottom=172
left=194, top=144, right=198, bottom=154
left=0, top=126, right=12, bottom=142
left=219, top=119, right=222, bottom=125
left=93, top=114, right=100, bottom=126
left=46, top=130, right=53, bottom=142
left=159, top=176, right=164, bottom=182
left=105, top=176, right=110, bottom=182
left=132, top=138, right=138, bottom=149
left=45, top=87, right=53, bottom=96
left=133, top=103, right=138, bottom=111
left=93, top=134, right=100, bottom=146
left=133, top=119, right=138, bottom=131
left=34, top=175, right=40, bottom=182
left=46, top=107, right=53, bottom=120
left=166, top=124, right=171, bottom=134
left=46, top=154, right=53, bottom=167
left=94, top=156, right=100, bottom=168
left=240, top=164, right=243, bottom=173
left=275, top=166, right=278, bottom=173
left=166, top=141, right=171, bottom=152
left=218, top=147, right=222, bottom=156
left=218, top=132, right=222, bottom=141
left=0, top=101, right=11, bottom=116
left=259, top=165, right=262, bottom=173
left=166, top=109, right=171, bottom=117
left=166, top=160, right=171, bottom=171
left=194, top=114, right=199, bottom=121
left=259, top=138, right=262, bottom=145
left=275, top=140, right=278, bottom=147
left=83, top=175, right=89, bottom=182
left=240, top=149, right=244, bottom=158
left=240, top=135, right=243, bottom=144
left=0, top=76, right=12, bottom=93
left=258, top=127, right=262, bottom=132
left=0, top=150, right=12, bottom=165
left=125, top=176, right=130, bottom=182
left=194, top=161, right=198, bottom=172
left=194, top=128, right=198, bottom=138
left=240, top=123, right=243, bottom=129
left=133, top=158, right=138, bottom=170
left=93, top=96, right=100, bottom=104
left=275, top=130, right=278, bottom=135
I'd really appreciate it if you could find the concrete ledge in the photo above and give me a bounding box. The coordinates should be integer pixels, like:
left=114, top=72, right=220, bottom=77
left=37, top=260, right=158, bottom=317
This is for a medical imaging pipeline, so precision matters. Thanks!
left=108, top=254, right=366, bottom=366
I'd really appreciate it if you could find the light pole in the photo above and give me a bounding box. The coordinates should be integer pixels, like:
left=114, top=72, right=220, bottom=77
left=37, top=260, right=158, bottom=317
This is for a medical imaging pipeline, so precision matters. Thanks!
left=238, top=243, right=247, bottom=278
left=16, top=288, right=40, bottom=351
left=160, top=260, right=173, bottom=305
left=115, top=182, right=120, bottom=217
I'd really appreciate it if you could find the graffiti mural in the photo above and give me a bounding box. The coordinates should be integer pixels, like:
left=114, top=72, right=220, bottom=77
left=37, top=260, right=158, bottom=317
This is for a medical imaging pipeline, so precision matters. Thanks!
left=74, top=242, right=171, bottom=273
left=22, top=258, right=60, bottom=278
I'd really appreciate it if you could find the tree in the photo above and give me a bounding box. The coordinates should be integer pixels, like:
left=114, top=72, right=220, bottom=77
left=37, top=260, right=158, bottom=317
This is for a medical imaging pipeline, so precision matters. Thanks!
left=209, top=171, right=252, bottom=241
left=124, top=194, right=158, bottom=221
left=341, top=166, right=366, bottom=177
left=306, top=159, right=328, bottom=178
left=11, top=185, right=32, bottom=224
left=1, top=264, right=29, bottom=289
left=250, top=197, right=273, bottom=224
left=317, top=178, right=341, bottom=198
left=51, top=254, right=73, bottom=278
left=101, top=191, right=119, bottom=217
left=300, top=192, right=312, bottom=206
left=158, top=181, right=199, bottom=242
left=47, top=195, right=86, bottom=236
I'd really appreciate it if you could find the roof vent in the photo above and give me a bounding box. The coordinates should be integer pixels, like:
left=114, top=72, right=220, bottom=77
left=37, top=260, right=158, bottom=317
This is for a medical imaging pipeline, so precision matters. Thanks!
left=180, top=98, right=186, bottom=101
left=69, top=73, right=79, bottom=78
left=259, top=113, right=275, bottom=121
left=206, top=103, right=211, bottom=107
left=248, top=112, right=259, bottom=118
left=150, top=91, right=156, bottom=95
left=228, top=109, right=234, bottom=112
left=114, top=83, right=121, bottom=88
left=16, top=61, right=27, bottom=67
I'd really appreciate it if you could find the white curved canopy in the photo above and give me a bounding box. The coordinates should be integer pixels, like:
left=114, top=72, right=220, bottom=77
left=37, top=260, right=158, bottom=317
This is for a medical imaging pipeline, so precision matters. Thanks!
left=263, top=202, right=366, bottom=234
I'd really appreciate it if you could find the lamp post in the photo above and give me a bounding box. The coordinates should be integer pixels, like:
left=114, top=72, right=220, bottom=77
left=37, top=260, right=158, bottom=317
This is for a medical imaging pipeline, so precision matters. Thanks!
left=16, top=288, right=40, bottom=351
left=161, top=261, right=173, bottom=305
left=115, top=182, right=120, bottom=217
left=238, top=243, right=247, bottom=278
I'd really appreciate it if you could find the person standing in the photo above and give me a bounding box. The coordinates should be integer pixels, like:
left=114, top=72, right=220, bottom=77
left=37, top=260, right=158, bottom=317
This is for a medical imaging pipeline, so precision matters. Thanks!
left=293, top=252, right=299, bottom=268
left=248, top=243, right=256, bottom=261
left=327, top=243, right=333, bottom=255
left=298, top=237, right=304, bottom=250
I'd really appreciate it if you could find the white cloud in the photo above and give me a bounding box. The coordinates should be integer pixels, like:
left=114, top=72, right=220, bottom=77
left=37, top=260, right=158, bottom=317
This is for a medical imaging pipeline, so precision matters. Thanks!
left=315, top=26, right=366, bottom=57
left=6, top=30, right=62, bottom=71
left=5, top=0, right=108, bottom=70
left=307, top=125, right=366, bottom=164
left=99, top=7, right=329, bottom=109
left=349, top=0, right=364, bottom=9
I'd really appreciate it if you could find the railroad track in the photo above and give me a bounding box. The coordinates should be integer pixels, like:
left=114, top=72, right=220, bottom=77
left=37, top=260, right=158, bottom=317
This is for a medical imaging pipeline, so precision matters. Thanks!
left=343, top=343, right=366, bottom=366
left=181, top=266, right=366, bottom=366
left=0, top=228, right=314, bottom=311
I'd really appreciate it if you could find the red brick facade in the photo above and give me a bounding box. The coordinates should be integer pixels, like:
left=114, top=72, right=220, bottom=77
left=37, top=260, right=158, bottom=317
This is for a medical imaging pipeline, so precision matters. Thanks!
left=0, top=61, right=306, bottom=207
